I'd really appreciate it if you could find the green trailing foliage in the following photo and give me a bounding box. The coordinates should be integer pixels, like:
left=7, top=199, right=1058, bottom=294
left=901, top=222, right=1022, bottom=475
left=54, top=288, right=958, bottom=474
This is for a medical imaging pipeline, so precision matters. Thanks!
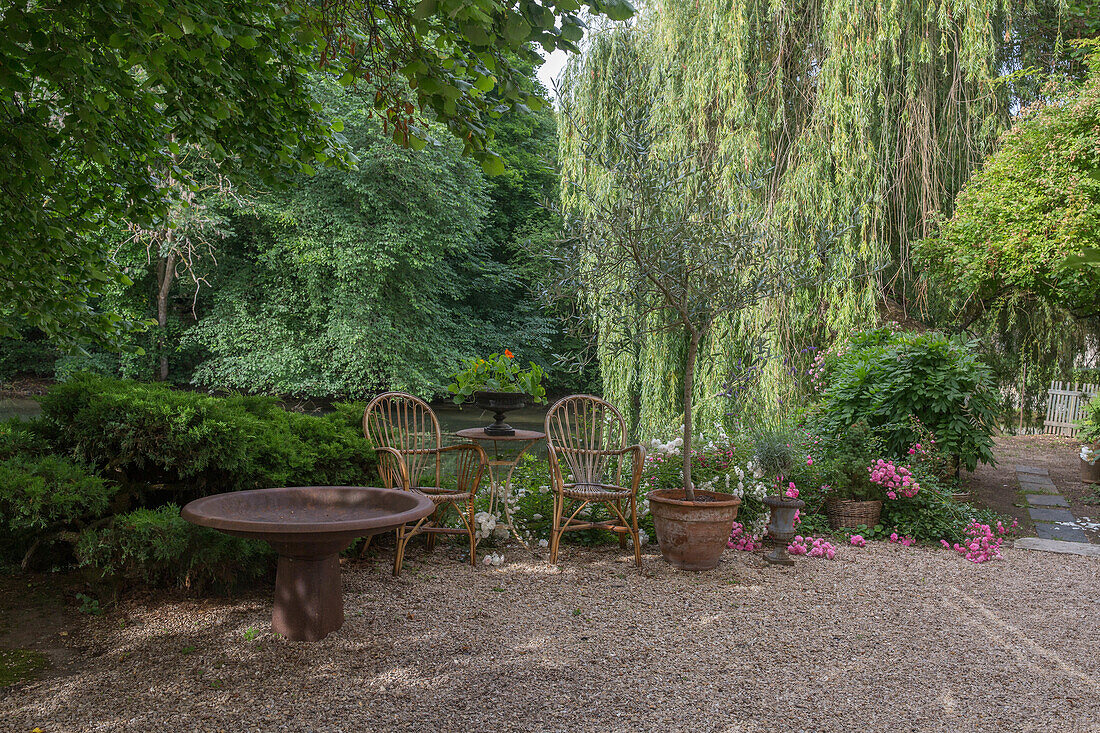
left=76, top=505, right=273, bottom=592
left=37, top=374, right=377, bottom=495
left=813, top=329, right=998, bottom=471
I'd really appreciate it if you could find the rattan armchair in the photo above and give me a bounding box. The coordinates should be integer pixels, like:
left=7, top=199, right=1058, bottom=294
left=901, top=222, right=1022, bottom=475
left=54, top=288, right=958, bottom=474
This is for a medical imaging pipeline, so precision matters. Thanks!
left=363, top=392, right=487, bottom=576
left=544, top=394, right=644, bottom=567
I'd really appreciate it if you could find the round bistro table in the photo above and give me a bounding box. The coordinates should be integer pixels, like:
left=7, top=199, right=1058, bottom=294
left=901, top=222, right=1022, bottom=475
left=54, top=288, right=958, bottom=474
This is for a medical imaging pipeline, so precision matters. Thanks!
left=455, top=427, right=546, bottom=549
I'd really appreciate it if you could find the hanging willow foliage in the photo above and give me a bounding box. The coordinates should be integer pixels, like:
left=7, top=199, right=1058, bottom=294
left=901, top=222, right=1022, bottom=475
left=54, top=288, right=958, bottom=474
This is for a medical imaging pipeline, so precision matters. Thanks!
left=559, top=0, right=1026, bottom=436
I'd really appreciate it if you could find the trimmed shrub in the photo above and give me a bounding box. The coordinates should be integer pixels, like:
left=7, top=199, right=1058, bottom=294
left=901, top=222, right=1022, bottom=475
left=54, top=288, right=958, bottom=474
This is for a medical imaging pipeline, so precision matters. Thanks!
left=76, top=505, right=274, bottom=592
left=0, top=419, right=44, bottom=460
left=37, top=373, right=377, bottom=494
left=814, top=329, right=998, bottom=470
left=0, top=453, right=117, bottom=565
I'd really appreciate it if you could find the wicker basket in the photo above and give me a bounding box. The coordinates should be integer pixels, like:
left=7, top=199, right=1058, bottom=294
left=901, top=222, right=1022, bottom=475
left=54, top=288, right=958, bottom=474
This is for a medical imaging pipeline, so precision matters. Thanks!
left=825, top=498, right=883, bottom=530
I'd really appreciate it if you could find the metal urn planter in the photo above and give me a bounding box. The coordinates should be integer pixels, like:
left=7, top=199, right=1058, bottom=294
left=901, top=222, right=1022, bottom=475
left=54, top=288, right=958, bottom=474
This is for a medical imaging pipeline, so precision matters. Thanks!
left=647, top=489, right=741, bottom=570
left=763, top=495, right=805, bottom=565
left=472, top=390, right=532, bottom=436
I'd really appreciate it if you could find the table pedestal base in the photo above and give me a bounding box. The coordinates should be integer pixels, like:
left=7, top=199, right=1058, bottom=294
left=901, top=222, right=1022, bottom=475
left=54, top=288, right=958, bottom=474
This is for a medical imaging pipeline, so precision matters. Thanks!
left=272, top=552, right=344, bottom=642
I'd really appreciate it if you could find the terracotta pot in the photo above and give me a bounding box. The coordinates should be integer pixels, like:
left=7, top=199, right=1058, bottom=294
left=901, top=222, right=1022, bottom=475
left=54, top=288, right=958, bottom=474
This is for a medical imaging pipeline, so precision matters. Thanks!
left=1081, top=457, right=1100, bottom=485
left=647, top=489, right=741, bottom=571
left=824, top=498, right=883, bottom=530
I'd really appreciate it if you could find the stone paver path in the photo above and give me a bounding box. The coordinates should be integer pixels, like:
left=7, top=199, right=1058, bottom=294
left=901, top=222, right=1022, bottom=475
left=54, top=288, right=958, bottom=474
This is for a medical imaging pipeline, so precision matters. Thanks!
left=1016, top=465, right=1089, bottom=543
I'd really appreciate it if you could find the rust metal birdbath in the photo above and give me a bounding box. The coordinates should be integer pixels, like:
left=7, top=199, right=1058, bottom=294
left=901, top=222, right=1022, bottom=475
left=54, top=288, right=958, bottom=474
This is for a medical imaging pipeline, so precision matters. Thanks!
left=182, top=486, right=433, bottom=642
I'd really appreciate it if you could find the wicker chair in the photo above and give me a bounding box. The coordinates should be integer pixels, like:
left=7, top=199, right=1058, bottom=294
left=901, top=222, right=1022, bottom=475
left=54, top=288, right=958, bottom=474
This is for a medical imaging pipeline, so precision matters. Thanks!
left=363, top=392, right=487, bottom=576
left=544, top=394, right=644, bottom=567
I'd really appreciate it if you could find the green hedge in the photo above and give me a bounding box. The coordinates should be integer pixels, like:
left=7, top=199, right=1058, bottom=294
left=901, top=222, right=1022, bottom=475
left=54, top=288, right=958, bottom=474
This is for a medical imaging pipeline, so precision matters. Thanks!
left=0, top=451, right=116, bottom=565
left=76, top=506, right=274, bottom=592
left=38, top=373, right=377, bottom=494
left=3, top=375, right=378, bottom=588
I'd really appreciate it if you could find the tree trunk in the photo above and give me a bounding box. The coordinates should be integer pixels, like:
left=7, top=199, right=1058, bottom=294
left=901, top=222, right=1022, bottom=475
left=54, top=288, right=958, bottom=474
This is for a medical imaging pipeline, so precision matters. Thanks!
left=682, top=331, right=700, bottom=501
left=155, top=244, right=176, bottom=382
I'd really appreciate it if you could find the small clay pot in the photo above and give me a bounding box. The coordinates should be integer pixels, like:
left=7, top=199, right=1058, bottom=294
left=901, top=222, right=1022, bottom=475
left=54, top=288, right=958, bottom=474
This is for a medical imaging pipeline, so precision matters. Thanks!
left=647, top=489, right=741, bottom=571
left=1081, top=457, right=1100, bottom=485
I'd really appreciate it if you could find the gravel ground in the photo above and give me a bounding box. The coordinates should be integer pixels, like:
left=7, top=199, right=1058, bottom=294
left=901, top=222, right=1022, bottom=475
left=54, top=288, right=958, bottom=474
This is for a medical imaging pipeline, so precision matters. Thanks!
left=3, top=543, right=1099, bottom=733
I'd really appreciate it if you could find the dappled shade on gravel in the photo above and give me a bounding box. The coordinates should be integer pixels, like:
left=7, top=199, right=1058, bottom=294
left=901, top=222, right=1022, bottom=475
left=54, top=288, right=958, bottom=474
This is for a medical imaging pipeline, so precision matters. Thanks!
left=2, top=543, right=1098, bottom=732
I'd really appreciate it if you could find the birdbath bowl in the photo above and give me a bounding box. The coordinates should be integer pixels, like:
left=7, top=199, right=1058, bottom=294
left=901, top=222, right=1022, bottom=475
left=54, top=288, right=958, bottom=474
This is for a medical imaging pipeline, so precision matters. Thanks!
left=182, top=486, right=433, bottom=642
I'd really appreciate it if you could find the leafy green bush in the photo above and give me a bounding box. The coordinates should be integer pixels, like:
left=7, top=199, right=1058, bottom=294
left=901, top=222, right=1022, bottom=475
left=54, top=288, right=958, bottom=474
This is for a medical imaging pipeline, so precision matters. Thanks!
left=0, top=453, right=117, bottom=564
left=814, top=421, right=885, bottom=501
left=0, top=337, right=57, bottom=380
left=0, top=419, right=43, bottom=460
left=38, top=373, right=377, bottom=494
left=815, top=329, right=998, bottom=470
left=76, top=505, right=273, bottom=592
left=1077, top=394, right=1100, bottom=444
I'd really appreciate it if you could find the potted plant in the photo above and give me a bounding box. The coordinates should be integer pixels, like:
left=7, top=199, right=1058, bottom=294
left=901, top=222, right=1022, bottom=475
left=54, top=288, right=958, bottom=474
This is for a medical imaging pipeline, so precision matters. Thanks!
left=447, top=351, right=546, bottom=435
left=818, top=421, right=889, bottom=529
left=546, top=70, right=816, bottom=570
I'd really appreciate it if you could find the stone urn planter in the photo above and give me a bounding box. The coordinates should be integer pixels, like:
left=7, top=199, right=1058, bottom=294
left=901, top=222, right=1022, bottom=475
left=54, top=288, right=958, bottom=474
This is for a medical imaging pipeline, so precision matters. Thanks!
left=763, top=495, right=805, bottom=565
left=472, top=391, right=532, bottom=436
left=824, top=497, right=883, bottom=530
left=647, top=489, right=741, bottom=570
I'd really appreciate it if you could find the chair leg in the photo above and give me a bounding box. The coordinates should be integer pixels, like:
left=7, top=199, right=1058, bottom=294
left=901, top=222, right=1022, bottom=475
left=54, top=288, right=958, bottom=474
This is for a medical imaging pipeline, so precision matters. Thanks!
left=425, top=508, right=439, bottom=552
left=393, top=524, right=407, bottom=577
left=549, top=492, right=563, bottom=564
left=630, top=498, right=642, bottom=568
left=357, top=534, right=374, bottom=559
left=467, top=500, right=477, bottom=567
left=616, top=500, right=627, bottom=548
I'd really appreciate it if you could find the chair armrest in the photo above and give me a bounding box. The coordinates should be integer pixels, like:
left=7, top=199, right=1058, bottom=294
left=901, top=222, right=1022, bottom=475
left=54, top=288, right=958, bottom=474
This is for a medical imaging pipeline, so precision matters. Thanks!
left=610, top=444, right=646, bottom=492
left=374, top=446, right=410, bottom=490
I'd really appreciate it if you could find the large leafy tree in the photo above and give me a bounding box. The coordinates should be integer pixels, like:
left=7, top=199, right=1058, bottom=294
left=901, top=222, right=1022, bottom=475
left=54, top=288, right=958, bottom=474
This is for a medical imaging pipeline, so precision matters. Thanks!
left=919, top=48, right=1100, bottom=321
left=175, top=79, right=562, bottom=398
left=0, top=1, right=347, bottom=347
left=0, top=0, right=634, bottom=349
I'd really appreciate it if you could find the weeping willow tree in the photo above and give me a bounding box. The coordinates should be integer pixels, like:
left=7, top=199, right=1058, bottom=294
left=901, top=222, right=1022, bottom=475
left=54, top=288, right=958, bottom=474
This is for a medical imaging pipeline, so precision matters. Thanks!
left=559, top=0, right=1020, bottom=436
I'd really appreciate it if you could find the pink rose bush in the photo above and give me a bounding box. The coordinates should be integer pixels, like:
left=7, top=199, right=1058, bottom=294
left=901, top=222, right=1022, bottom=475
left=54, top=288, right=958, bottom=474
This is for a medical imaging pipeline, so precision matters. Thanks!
left=727, top=521, right=763, bottom=551
left=868, top=459, right=920, bottom=499
left=942, top=520, right=1018, bottom=563
left=788, top=535, right=836, bottom=559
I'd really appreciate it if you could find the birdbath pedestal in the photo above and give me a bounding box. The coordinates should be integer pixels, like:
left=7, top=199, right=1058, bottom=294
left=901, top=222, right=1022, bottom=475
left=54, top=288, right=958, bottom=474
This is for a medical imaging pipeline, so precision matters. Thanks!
left=182, top=486, right=433, bottom=642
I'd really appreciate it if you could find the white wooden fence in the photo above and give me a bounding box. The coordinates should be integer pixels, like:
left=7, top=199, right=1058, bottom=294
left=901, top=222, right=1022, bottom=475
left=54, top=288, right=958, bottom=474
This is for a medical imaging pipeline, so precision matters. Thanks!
left=1044, top=381, right=1100, bottom=436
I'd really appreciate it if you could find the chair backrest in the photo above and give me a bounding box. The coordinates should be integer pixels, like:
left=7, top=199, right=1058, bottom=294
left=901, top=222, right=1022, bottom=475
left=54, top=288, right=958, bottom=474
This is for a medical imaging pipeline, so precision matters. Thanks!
left=363, top=392, right=441, bottom=490
left=544, top=394, right=628, bottom=488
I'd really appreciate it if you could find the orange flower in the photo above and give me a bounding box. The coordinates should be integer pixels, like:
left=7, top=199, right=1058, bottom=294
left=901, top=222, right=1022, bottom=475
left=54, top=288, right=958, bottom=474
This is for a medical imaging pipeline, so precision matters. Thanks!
left=504, top=349, right=514, bottom=359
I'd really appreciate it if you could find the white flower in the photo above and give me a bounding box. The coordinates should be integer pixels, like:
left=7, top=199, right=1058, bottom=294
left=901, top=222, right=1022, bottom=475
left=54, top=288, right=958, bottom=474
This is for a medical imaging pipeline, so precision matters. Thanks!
left=474, top=511, right=498, bottom=540
left=538, top=539, right=549, bottom=548
left=483, top=552, right=505, bottom=567
left=532, top=513, right=543, bottom=521
left=493, top=526, right=510, bottom=540
left=1082, top=445, right=1100, bottom=465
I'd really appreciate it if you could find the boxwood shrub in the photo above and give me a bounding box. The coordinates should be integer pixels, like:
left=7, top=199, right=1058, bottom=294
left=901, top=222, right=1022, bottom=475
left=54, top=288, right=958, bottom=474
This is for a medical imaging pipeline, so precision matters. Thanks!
left=76, top=505, right=274, bottom=592
left=37, top=373, right=377, bottom=494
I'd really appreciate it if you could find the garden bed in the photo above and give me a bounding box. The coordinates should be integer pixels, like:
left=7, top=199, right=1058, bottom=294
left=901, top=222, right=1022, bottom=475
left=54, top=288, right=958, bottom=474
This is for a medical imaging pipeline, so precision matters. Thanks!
left=2, top=543, right=1097, bottom=731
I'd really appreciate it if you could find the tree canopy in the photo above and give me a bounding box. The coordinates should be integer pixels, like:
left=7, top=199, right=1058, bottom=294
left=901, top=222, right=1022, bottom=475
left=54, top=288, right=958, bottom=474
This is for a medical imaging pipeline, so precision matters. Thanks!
left=920, top=48, right=1100, bottom=323
left=0, top=0, right=633, bottom=350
